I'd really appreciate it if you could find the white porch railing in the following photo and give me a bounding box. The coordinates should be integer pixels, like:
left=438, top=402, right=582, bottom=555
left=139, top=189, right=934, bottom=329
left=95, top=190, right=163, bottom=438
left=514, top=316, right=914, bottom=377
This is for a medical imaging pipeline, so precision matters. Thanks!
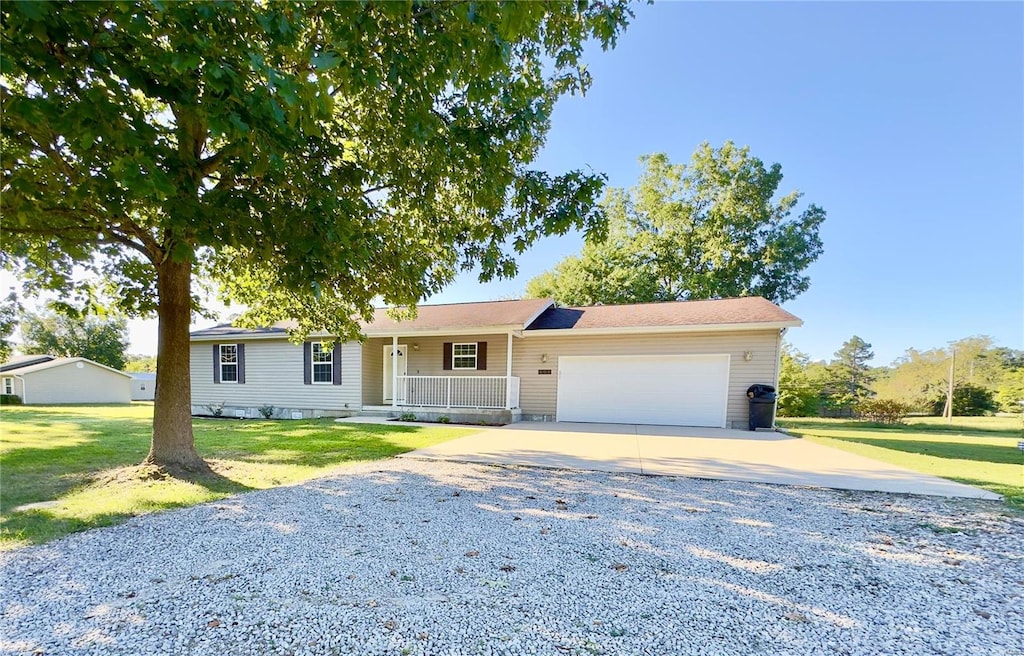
left=395, top=376, right=520, bottom=409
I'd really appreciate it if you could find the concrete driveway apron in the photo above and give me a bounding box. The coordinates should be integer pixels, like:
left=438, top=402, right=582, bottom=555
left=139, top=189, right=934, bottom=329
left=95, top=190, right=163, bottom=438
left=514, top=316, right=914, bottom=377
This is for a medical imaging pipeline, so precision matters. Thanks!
left=401, top=421, right=1000, bottom=500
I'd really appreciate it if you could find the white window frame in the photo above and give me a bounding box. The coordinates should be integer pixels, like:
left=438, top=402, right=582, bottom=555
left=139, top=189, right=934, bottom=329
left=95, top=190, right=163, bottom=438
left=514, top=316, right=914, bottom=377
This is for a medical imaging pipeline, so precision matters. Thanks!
left=219, top=344, right=238, bottom=383
left=452, top=342, right=478, bottom=370
left=2, top=377, right=13, bottom=395
left=311, top=342, right=333, bottom=384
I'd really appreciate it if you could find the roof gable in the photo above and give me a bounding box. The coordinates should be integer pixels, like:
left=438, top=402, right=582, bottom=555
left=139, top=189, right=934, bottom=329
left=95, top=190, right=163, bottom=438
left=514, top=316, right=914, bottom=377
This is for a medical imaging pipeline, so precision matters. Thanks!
left=9, top=357, right=133, bottom=378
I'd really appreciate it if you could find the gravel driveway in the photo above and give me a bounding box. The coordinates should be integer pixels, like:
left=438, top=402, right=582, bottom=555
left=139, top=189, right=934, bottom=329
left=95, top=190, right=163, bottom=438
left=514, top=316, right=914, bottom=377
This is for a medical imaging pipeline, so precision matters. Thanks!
left=1, top=460, right=1021, bottom=656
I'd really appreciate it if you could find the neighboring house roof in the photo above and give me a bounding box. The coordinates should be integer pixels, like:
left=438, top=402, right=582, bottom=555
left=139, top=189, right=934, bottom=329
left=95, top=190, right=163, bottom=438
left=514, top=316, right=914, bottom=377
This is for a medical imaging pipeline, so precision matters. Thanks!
left=130, top=372, right=157, bottom=381
left=6, top=357, right=133, bottom=378
left=189, top=296, right=801, bottom=340
left=1, top=354, right=56, bottom=372
left=526, top=297, right=802, bottom=333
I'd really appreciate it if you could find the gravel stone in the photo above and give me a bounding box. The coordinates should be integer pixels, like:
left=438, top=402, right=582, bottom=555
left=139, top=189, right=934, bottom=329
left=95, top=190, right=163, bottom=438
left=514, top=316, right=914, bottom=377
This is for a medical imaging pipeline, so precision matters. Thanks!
left=1, top=459, right=1021, bottom=655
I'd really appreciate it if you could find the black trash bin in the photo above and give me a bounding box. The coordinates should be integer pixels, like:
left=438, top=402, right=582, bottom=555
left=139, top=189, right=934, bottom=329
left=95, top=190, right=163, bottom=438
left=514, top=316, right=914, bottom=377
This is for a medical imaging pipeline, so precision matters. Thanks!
left=747, top=384, right=777, bottom=431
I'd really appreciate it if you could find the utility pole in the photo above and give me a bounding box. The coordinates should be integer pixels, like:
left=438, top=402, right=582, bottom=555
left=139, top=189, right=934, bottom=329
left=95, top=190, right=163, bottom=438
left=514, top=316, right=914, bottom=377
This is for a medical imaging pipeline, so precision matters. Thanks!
left=944, top=348, right=956, bottom=423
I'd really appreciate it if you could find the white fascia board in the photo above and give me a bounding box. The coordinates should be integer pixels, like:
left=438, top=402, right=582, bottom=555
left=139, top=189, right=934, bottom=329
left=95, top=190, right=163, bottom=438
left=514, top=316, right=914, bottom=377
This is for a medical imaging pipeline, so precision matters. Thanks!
left=361, top=324, right=525, bottom=338
left=190, top=332, right=292, bottom=343
left=520, top=320, right=802, bottom=338
left=193, top=323, right=529, bottom=342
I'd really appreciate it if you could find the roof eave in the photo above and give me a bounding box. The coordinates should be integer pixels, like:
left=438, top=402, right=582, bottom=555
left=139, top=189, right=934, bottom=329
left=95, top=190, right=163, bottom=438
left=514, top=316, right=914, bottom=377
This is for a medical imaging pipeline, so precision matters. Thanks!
left=522, top=320, right=802, bottom=337
left=190, top=331, right=292, bottom=342
left=362, top=323, right=526, bottom=338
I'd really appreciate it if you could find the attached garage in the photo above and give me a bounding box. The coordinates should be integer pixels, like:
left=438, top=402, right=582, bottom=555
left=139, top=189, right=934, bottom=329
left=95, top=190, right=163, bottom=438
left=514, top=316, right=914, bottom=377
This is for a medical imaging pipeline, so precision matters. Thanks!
left=556, top=354, right=730, bottom=427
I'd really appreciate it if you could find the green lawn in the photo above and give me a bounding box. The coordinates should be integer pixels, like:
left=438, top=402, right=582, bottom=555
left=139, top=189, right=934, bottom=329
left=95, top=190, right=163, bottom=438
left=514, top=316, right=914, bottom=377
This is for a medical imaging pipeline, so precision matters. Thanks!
left=0, top=404, right=471, bottom=549
left=778, top=416, right=1024, bottom=510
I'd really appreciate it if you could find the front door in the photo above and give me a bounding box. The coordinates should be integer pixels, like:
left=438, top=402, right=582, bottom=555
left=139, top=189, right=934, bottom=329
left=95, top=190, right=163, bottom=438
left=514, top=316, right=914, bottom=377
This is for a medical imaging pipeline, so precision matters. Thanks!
left=383, top=345, right=408, bottom=402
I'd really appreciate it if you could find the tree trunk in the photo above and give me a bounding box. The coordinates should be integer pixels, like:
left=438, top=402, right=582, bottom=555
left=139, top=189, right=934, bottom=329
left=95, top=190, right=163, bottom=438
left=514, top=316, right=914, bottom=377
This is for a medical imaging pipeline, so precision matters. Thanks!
left=145, top=258, right=207, bottom=472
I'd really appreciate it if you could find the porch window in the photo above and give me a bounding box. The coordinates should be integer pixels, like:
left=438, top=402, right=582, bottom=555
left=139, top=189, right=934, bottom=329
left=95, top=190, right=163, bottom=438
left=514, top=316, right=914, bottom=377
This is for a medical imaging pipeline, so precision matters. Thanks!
left=2, top=377, right=12, bottom=395
left=219, top=344, right=238, bottom=382
left=311, top=342, right=333, bottom=383
left=452, top=343, right=478, bottom=370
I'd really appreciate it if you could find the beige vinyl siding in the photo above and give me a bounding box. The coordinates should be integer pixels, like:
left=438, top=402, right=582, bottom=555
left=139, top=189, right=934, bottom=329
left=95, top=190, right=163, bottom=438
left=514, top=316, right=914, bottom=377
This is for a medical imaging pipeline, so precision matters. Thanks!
left=362, top=334, right=510, bottom=394
left=512, top=330, right=781, bottom=428
left=21, top=362, right=131, bottom=404
left=190, top=339, right=361, bottom=412
left=361, top=340, right=384, bottom=406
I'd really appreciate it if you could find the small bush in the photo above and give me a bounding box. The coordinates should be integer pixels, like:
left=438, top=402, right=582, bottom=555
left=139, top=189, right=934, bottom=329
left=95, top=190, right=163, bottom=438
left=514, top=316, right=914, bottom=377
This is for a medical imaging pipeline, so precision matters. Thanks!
left=257, top=405, right=276, bottom=419
left=0, top=394, right=22, bottom=405
left=437, top=415, right=451, bottom=424
left=206, top=402, right=224, bottom=418
left=399, top=412, right=417, bottom=422
left=856, top=398, right=912, bottom=424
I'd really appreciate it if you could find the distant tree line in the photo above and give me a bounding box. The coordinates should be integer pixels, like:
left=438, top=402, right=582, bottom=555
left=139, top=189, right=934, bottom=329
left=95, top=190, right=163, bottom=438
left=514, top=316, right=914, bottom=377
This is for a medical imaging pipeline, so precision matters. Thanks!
left=778, top=335, right=1021, bottom=418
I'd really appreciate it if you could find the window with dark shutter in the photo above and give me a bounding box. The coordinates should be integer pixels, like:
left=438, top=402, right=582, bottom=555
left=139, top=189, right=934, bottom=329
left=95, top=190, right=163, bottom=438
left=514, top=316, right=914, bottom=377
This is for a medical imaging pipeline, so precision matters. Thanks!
left=311, top=342, right=333, bottom=383
left=218, top=344, right=238, bottom=382
left=452, top=343, right=478, bottom=370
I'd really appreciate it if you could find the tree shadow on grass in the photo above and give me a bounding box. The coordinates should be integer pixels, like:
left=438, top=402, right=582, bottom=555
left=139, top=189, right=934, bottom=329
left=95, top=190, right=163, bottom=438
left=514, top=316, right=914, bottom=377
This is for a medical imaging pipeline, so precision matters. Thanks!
left=1, top=420, right=449, bottom=547
left=818, top=435, right=1024, bottom=466
left=195, top=420, right=434, bottom=468
left=0, top=465, right=256, bottom=548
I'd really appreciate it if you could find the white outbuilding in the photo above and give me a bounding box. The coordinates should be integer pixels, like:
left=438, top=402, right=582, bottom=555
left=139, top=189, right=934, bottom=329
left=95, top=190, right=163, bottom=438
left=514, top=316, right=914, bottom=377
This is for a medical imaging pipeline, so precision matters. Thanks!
left=1, top=356, right=132, bottom=405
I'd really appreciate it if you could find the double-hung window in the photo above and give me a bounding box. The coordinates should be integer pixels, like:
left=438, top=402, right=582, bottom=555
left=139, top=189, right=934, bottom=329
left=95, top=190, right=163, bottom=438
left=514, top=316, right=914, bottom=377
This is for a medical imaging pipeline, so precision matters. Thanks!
left=452, top=343, right=478, bottom=370
left=2, top=377, right=12, bottom=395
left=219, top=344, right=238, bottom=382
left=311, top=342, right=333, bottom=383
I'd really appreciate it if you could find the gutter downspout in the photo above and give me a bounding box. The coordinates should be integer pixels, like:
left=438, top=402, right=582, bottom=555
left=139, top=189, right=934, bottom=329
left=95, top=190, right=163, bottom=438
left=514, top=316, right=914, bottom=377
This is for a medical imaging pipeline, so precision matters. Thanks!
left=391, top=335, right=398, bottom=409
left=774, top=328, right=786, bottom=428
left=505, top=331, right=513, bottom=410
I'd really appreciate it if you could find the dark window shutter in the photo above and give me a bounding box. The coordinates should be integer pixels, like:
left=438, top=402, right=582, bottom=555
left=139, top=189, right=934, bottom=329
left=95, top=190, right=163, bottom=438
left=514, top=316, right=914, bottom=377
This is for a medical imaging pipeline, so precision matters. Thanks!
left=303, top=342, right=312, bottom=385
left=237, top=344, right=246, bottom=384
left=443, top=342, right=452, bottom=371
left=332, top=343, right=342, bottom=385
left=477, top=341, right=487, bottom=370
left=213, top=344, right=221, bottom=383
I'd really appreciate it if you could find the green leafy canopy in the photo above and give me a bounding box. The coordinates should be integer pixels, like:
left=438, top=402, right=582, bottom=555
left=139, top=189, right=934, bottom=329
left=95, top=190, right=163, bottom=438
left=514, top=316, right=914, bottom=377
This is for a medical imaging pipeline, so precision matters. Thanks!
left=2, top=1, right=634, bottom=340
left=525, top=142, right=826, bottom=306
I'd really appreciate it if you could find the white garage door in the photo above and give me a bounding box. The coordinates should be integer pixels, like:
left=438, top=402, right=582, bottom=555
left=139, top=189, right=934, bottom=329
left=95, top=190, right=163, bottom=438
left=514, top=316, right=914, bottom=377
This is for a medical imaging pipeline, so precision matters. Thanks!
left=556, top=354, right=730, bottom=427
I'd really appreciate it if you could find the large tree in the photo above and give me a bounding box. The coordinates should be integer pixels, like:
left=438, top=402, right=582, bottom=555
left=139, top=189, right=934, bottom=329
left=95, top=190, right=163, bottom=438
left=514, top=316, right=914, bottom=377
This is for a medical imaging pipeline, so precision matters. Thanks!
left=1, top=2, right=634, bottom=472
left=525, top=143, right=826, bottom=305
left=823, top=335, right=875, bottom=412
left=0, top=293, right=18, bottom=362
left=776, top=343, right=823, bottom=417
left=20, top=310, right=130, bottom=370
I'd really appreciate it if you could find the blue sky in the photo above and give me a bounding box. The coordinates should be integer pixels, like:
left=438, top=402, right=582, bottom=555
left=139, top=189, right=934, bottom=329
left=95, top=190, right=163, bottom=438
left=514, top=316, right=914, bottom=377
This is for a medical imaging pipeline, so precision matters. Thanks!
left=426, top=1, right=1024, bottom=366
left=114, top=1, right=1022, bottom=366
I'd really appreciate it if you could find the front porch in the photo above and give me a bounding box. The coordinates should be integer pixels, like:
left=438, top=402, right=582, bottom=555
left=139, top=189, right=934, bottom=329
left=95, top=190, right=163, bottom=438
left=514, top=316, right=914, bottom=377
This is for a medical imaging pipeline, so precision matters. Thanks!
left=361, top=333, right=520, bottom=411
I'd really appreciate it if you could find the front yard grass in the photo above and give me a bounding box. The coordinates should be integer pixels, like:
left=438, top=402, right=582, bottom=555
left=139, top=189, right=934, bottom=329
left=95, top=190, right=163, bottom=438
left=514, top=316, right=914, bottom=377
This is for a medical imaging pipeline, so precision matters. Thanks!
left=778, top=416, right=1024, bottom=510
left=0, top=404, right=471, bottom=549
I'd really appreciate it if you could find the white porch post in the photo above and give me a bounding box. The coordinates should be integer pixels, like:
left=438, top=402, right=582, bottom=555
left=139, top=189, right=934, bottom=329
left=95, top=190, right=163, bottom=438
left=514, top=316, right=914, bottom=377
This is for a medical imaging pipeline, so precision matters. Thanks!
left=505, top=331, right=513, bottom=409
left=391, top=335, right=398, bottom=408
